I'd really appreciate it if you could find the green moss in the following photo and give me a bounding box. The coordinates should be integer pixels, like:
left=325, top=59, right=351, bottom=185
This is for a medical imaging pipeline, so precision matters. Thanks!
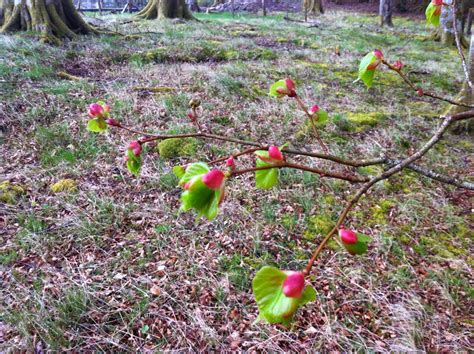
left=0, top=181, right=26, bottom=204
left=304, top=213, right=335, bottom=240
left=346, top=112, right=386, bottom=127
left=50, top=179, right=77, bottom=193
left=157, top=138, right=199, bottom=159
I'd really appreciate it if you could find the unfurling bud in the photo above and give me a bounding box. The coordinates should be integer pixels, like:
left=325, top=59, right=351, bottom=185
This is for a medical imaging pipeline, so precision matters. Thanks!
left=275, top=78, right=297, bottom=98
left=282, top=271, right=305, bottom=298
left=268, top=145, right=283, bottom=161
left=226, top=156, right=235, bottom=168
left=417, top=88, right=424, bottom=97
left=88, top=103, right=104, bottom=117
left=339, top=227, right=358, bottom=244
left=202, top=169, right=225, bottom=190
left=106, top=118, right=120, bottom=127
left=188, top=98, right=201, bottom=108
left=309, top=105, right=320, bottom=115
left=373, top=49, right=384, bottom=60
left=393, top=60, right=404, bottom=71
left=128, top=141, right=142, bottom=157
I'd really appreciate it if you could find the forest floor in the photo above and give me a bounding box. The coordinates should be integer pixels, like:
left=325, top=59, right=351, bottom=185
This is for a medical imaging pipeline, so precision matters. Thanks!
left=0, top=10, right=473, bottom=352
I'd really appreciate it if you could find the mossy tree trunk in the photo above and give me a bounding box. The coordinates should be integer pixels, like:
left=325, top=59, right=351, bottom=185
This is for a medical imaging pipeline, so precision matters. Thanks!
left=447, top=34, right=474, bottom=133
left=137, top=0, right=194, bottom=19
left=0, top=0, right=96, bottom=42
left=432, top=0, right=468, bottom=46
left=379, top=0, right=393, bottom=27
left=303, top=0, right=323, bottom=15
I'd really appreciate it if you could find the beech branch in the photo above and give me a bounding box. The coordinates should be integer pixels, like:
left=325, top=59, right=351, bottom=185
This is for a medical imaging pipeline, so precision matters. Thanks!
left=382, top=60, right=474, bottom=109
left=303, top=110, right=474, bottom=276
left=452, top=0, right=473, bottom=89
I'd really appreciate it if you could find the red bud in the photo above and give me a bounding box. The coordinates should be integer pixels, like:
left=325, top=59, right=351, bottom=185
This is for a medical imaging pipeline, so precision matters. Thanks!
left=88, top=103, right=104, bottom=117
left=432, top=0, right=442, bottom=5
left=106, top=118, right=120, bottom=127
left=393, top=60, right=404, bottom=71
left=373, top=49, right=384, bottom=60
left=339, top=228, right=358, bottom=244
left=184, top=181, right=192, bottom=190
left=187, top=111, right=196, bottom=121
left=285, top=78, right=295, bottom=91
left=226, top=156, right=235, bottom=168
left=202, top=169, right=225, bottom=190
left=282, top=272, right=305, bottom=298
left=128, top=141, right=142, bottom=157
left=268, top=145, right=283, bottom=161
left=417, top=88, right=424, bottom=97
left=309, top=105, right=320, bottom=115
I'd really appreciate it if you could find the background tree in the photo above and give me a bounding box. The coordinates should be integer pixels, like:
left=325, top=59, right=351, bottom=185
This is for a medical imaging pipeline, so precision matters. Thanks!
left=303, top=0, right=324, bottom=15
left=0, top=0, right=96, bottom=43
left=137, top=0, right=194, bottom=19
left=380, top=0, right=393, bottom=27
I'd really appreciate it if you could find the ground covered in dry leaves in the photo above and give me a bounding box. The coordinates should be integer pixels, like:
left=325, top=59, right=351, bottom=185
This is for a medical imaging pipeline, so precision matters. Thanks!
left=0, top=10, right=473, bottom=351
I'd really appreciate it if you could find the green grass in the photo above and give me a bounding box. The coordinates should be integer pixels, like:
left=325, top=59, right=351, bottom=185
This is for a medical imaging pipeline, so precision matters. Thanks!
left=1, top=9, right=472, bottom=352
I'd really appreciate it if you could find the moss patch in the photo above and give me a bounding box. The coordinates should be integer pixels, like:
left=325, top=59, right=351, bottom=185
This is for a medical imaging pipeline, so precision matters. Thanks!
left=50, top=179, right=77, bottom=193
left=0, top=181, right=26, bottom=204
left=157, top=138, right=200, bottom=159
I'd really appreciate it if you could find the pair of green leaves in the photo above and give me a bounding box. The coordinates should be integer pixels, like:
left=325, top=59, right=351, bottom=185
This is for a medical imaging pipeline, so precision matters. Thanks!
left=126, top=149, right=142, bottom=177
left=176, top=162, right=223, bottom=220
left=425, top=3, right=441, bottom=27
left=252, top=267, right=316, bottom=325
left=254, top=150, right=280, bottom=189
left=342, top=233, right=372, bottom=255
left=357, top=52, right=380, bottom=89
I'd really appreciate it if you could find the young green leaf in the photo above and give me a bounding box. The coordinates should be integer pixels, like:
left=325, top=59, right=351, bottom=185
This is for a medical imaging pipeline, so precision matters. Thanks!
left=180, top=177, right=222, bottom=220
left=425, top=2, right=441, bottom=26
left=255, top=158, right=279, bottom=189
left=314, top=109, right=329, bottom=127
left=269, top=80, right=287, bottom=97
left=252, top=266, right=316, bottom=325
left=342, top=233, right=372, bottom=255
left=126, top=150, right=142, bottom=177
left=173, top=165, right=186, bottom=179
left=179, top=162, right=210, bottom=186
left=87, top=118, right=107, bottom=133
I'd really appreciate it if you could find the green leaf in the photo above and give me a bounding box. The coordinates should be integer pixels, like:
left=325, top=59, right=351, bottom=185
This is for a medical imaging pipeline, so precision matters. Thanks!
left=357, top=52, right=377, bottom=88
left=126, top=150, right=142, bottom=177
left=173, top=165, right=186, bottom=179
left=87, top=118, right=107, bottom=133
left=255, top=158, right=279, bottom=189
left=180, top=177, right=222, bottom=220
left=179, top=162, right=210, bottom=185
left=269, top=79, right=286, bottom=97
left=342, top=233, right=371, bottom=255
left=425, top=3, right=440, bottom=26
left=314, top=109, right=329, bottom=127
left=252, top=266, right=316, bottom=325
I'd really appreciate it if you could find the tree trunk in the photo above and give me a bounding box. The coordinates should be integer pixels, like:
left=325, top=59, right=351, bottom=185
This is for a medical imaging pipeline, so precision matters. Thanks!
left=0, top=0, right=96, bottom=43
left=137, top=0, right=194, bottom=19
left=432, top=0, right=468, bottom=46
left=188, top=0, right=199, bottom=12
left=379, top=0, right=393, bottom=27
left=446, top=34, right=474, bottom=133
left=303, top=0, right=323, bottom=15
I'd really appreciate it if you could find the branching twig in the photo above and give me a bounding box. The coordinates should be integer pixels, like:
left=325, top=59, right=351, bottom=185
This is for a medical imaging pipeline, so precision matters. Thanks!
left=303, top=110, right=474, bottom=275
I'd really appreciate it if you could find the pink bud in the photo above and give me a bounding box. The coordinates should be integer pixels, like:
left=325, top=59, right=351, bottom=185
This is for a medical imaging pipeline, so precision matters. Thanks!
left=285, top=78, right=295, bottom=91
left=393, top=60, right=404, bottom=71
left=128, top=141, right=142, bottom=157
left=202, top=169, right=225, bottom=190
left=268, top=145, right=283, bottom=161
left=103, top=104, right=111, bottom=113
left=106, top=118, right=120, bottom=127
left=417, top=88, right=424, bottom=97
left=184, top=181, right=192, bottom=190
left=339, top=228, right=358, bottom=244
left=309, top=105, right=320, bottom=115
left=432, top=0, right=442, bottom=5
left=89, top=103, right=104, bottom=117
left=226, top=156, right=235, bottom=168
left=373, top=49, right=384, bottom=60
left=282, top=272, right=305, bottom=298
left=276, top=87, right=287, bottom=95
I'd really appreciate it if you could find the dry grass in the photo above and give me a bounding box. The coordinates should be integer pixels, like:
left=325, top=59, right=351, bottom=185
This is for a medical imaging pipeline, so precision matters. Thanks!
left=0, top=10, right=473, bottom=351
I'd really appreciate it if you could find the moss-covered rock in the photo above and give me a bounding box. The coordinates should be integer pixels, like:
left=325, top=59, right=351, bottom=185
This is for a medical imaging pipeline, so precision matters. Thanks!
left=0, top=181, right=26, bottom=204
left=157, top=138, right=200, bottom=159
left=50, top=179, right=77, bottom=193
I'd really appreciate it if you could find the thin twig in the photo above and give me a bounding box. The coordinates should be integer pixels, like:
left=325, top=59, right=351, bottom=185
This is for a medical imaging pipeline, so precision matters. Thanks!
left=303, top=110, right=474, bottom=275
left=294, top=95, right=329, bottom=153
left=452, top=0, right=473, bottom=88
